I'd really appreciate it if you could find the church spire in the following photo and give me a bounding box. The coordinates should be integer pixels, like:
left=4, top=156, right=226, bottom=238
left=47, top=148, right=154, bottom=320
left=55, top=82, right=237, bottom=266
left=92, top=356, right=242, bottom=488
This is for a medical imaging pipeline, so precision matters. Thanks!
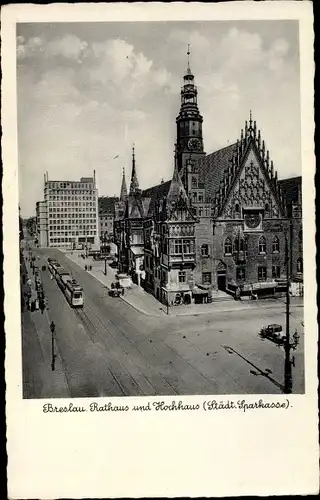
left=120, top=167, right=128, bottom=201
left=129, top=143, right=139, bottom=196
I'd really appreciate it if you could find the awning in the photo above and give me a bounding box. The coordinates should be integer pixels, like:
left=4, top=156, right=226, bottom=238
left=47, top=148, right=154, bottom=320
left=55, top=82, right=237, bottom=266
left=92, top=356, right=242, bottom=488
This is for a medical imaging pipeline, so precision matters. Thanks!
left=252, top=281, right=277, bottom=291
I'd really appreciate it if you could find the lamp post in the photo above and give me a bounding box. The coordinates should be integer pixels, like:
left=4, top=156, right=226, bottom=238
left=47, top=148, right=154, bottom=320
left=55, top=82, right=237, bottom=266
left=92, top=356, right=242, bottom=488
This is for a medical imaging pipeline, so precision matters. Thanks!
left=104, top=256, right=107, bottom=276
left=284, top=235, right=293, bottom=393
left=50, top=321, right=56, bottom=371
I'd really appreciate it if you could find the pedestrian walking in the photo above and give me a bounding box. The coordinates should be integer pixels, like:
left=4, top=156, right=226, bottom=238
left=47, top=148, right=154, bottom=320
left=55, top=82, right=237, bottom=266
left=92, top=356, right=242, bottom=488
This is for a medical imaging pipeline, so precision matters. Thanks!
left=40, top=300, right=45, bottom=314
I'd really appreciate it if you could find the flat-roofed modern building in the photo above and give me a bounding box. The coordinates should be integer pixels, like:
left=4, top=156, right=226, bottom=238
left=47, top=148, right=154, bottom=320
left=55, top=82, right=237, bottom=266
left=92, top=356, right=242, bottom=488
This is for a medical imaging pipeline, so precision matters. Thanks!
left=37, top=172, right=99, bottom=249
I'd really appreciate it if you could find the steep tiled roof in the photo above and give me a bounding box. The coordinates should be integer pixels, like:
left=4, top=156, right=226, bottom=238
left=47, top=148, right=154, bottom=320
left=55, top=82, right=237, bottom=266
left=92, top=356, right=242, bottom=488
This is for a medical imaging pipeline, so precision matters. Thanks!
left=128, top=195, right=152, bottom=219
left=278, top=176, right=302, bottom=205
left=198, top=143, right=237, bottom=201
left=142, top=180, right=171, bottom=216
left=98, top=196, right=119, bottom=214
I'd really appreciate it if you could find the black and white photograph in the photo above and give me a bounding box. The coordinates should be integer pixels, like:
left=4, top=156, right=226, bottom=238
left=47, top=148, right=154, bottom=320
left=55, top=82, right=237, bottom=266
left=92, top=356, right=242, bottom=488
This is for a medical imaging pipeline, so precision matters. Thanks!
left=17, top=18, right=305, bottom=398
left=3, top=2, right=318, bottom=499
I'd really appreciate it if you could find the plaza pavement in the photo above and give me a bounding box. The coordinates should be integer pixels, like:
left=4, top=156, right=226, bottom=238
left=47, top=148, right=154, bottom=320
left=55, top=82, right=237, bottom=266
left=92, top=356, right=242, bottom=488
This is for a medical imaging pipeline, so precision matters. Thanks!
left=63, top=250, right=304, bottom=318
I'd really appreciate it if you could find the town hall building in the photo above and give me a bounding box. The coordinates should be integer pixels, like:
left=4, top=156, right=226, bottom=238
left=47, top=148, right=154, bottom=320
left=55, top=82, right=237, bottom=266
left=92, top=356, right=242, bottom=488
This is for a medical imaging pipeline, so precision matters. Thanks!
left=114, top=51, right=303, bottom=306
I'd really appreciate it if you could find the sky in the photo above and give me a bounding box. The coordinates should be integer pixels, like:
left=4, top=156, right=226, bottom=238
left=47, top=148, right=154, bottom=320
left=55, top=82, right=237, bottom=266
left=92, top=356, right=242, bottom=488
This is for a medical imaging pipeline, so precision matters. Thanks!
left=17, top=21, right=301, bottom=217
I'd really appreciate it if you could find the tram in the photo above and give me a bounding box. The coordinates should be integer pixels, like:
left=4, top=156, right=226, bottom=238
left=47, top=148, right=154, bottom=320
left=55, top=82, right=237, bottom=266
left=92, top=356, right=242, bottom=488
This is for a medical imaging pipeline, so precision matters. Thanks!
left=64, top=280, right=84, bottom=308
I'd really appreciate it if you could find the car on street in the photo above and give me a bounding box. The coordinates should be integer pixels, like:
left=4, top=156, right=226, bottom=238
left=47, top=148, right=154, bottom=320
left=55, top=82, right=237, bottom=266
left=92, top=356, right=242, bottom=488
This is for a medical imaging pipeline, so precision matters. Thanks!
left=109, top=261, right=118, bottom=268
left=259, top=324, right=285, bottom=345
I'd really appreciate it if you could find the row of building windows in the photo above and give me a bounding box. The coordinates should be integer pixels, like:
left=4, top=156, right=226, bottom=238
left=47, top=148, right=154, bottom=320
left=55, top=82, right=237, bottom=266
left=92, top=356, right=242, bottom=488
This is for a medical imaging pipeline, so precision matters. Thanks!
left=235, top=259, right=303, bottom=281
left=154, top=261, right=304, bottom=287
left=49, top=225, right=96, bottom=231
left=49, top=212, right=96, bottom=217
left=224, top=236, right=280, bottom=256
left=49, top=231, right=96, bottom=237
left=49, top=214, right=96, bottom=224
left=173, top=239, right=195, bottom=255
left=47, top=183, right=94, bottom=190
left=48, top=201, right=95, bottom=206
left=47, top=190, right=94, bottom=195
left=47, top=194, right=95, bottom=200
left=194, top=207, right=211, bottom=217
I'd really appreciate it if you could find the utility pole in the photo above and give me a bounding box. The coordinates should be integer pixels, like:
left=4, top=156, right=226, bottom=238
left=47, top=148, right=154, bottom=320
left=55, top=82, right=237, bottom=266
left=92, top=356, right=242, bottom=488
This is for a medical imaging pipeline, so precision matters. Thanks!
left=284, top=236, right=292, bottom=393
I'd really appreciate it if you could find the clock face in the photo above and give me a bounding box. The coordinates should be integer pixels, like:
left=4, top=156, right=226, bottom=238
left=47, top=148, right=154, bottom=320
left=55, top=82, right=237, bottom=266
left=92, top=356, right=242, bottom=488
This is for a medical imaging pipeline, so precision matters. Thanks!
left=244, top=212, right=261, bottom=229
left=188, top=138, right=202, bottom=151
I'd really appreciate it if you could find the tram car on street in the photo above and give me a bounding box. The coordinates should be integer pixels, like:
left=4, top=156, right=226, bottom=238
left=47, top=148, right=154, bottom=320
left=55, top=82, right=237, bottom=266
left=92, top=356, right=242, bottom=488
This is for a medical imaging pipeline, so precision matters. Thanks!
left=55, top=268, right=72, bottom=291
left=47, top=259, right=60, bottom=276
left=64, top=280, right=84, bottom=308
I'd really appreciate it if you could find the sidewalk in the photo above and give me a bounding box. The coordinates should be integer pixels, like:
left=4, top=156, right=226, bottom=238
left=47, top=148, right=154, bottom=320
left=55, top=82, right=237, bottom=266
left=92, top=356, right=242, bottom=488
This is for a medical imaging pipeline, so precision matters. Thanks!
left=63, top=251, right=304, bottom=318
left=21, top=253, right=70, bottom=397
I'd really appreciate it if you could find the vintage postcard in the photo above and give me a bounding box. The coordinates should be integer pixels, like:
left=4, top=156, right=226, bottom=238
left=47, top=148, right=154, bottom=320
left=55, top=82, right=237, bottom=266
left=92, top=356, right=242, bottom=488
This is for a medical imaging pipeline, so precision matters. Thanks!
left=3, top=1, right=318, bottom=498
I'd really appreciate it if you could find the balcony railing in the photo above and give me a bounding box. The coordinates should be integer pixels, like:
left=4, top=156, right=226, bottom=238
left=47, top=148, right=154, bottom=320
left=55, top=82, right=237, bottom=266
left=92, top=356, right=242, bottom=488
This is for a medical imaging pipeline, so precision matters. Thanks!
left=169, top=253, right=196, bottom=264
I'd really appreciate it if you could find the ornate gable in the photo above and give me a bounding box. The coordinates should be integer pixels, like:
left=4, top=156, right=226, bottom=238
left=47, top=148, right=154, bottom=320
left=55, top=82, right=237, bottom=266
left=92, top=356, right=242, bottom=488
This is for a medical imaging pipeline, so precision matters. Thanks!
left=167, top=192, right=196, bottom=223
left=213, top=113, right=286, bottom=220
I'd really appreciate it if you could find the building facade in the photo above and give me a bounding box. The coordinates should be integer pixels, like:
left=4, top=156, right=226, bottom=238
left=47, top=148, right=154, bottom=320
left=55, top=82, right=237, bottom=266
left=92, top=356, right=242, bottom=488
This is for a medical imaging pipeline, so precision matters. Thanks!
left=36, top=200, right=48, bottom=247
left=98, top=196, right=118, bottom=242
left=114, top=53, right=303, bottom=304
left=36, top=172, right=99, bottom=249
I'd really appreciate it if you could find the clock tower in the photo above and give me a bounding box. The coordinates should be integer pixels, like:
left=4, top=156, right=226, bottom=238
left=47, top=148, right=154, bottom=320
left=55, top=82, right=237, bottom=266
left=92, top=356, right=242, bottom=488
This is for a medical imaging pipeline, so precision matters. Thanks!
left=176, top=45, right=205, bottom=189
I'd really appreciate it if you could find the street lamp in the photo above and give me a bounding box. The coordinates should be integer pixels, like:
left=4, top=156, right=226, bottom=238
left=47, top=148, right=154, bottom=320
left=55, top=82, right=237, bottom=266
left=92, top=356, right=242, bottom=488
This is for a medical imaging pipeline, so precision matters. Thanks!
left=258, top=233, right=299, bottom=393
left=284, top=235, right=293, bottom=393
left=50, top=321, right=56, bottom=371
left=104, top=255, right=107, bottom=276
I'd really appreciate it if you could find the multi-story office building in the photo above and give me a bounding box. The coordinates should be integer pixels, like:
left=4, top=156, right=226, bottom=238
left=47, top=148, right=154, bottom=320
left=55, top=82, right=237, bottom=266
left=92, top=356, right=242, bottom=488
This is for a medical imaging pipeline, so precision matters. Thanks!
left=36, top=172, right=99, bottom=249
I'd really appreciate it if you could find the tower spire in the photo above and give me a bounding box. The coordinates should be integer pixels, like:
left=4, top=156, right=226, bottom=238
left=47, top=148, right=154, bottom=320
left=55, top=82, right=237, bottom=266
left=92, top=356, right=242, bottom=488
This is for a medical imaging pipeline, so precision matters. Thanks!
left=129, top=143, right=139, bottom=196
left=187, top=44, right=191, bottom=74
left=120, top=167, right=128, bottom=201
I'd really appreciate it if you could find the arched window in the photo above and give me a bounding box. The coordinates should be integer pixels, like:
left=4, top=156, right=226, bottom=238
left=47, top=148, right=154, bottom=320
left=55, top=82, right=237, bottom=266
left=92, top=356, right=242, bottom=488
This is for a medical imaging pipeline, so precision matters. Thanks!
left=234, top=237, right=239, bottom=252
left=297, top=257, right=303, bottom=273
left=201, top=244, right=209, bottom=257
left=265, top=202, right=270, bottom=212
left=191, top=176, right=197, bottom=188
left=235, top=203, right=240, bottom=214
left=239, top=238, right=244, bottom=252
left=224, top=237, right=232, bottom=255
left=258, top=236, right=267, bottom=254
left=272, top=235, right=279, bottom=253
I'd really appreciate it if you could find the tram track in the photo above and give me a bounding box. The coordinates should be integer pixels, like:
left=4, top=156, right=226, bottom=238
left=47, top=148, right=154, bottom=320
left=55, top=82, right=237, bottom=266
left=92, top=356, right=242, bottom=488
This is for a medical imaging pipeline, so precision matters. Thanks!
left=45, top=251, right=190, bottom=395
